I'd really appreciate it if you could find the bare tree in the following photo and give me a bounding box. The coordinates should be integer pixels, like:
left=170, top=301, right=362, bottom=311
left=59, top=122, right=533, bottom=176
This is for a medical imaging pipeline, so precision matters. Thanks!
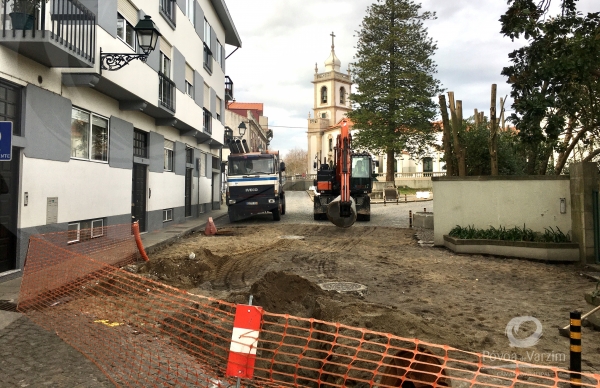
left=282, top=148, right=308, bottom=176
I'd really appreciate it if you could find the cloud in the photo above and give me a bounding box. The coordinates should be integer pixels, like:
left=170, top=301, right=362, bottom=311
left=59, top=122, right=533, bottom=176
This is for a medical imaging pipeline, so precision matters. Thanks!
left=224, top=0, right=599, bottom=151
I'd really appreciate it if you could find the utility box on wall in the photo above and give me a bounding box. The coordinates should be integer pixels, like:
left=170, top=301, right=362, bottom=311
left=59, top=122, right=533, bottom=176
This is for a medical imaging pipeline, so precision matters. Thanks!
left=46, top=197, right=58, bottom=224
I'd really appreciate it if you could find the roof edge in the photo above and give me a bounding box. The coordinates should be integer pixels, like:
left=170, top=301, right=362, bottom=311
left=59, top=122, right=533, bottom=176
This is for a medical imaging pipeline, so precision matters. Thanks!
left=210, top=0, right=242, bottom=48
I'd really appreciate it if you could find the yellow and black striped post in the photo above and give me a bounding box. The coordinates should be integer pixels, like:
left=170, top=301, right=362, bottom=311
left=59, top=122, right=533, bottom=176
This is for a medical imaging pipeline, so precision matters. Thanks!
left=570, top=311, right=582, bottom=387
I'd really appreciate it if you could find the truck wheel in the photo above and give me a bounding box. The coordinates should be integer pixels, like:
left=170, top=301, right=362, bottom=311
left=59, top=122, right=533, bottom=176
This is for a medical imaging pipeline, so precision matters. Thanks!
left=281, top=196, right=286, bottom=215
left=314, top=213, right=323, bottom=221
left=272, top=206, right=281, bottom=221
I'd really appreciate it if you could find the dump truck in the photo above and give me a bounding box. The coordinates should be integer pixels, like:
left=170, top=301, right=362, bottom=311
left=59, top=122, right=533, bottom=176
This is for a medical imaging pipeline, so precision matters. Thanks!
left=225, top=139, right=286, bottom=223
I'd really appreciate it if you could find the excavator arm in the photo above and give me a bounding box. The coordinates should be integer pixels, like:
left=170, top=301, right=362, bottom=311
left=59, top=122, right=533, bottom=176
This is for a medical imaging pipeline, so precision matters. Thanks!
left=327, top=119, right=357, bottom=227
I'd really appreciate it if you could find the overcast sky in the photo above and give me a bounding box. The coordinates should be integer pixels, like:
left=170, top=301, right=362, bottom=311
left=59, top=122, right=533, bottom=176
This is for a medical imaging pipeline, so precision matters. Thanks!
left=223, top=0, right=597, bottom=158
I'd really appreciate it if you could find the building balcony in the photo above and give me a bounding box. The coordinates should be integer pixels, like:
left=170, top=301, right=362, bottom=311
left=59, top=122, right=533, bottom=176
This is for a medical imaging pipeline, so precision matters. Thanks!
left=0, top=0, right=95, bottom=67
left=225, top=76, right=233, bottom=102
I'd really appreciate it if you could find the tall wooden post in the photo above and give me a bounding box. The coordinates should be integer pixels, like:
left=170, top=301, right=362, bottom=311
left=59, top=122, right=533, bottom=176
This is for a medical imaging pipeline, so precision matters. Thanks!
left=490, top=84, right=498, bottom=176
left=474, top=109, right=479, bottom=127
left=500, top=97, right=505, bottom=130
left=439, top=95, right=454, bottom=176
left=448, top=92, right=466, bottom=177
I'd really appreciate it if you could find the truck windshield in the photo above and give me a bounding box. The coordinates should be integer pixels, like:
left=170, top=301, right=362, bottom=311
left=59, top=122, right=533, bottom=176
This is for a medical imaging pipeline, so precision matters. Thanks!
left=229, top=157, right=275, bottom=175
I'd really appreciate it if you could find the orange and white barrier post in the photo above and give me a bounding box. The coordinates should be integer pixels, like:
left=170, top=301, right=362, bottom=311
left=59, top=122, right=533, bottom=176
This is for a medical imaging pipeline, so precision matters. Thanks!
left=226, top=298, right=263, bottom=382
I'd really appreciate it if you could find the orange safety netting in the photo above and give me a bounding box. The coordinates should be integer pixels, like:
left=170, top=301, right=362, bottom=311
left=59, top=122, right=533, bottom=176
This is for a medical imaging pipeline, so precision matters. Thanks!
left=18, top=225, right=600, bottom=388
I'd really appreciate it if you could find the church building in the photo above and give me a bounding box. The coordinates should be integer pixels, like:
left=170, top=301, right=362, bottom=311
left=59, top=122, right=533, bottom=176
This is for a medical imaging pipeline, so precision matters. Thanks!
left=307, top=34, right=445, bottom=182
left=306, top=33, right=352, bottom=173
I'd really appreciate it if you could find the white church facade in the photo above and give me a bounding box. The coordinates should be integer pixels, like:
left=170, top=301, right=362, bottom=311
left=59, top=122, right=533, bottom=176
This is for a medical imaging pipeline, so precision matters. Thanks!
left=306, top=34, right=446, bottom=184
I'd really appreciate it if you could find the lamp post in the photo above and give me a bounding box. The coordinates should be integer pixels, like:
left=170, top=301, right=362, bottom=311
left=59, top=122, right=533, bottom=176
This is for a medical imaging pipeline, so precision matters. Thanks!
left=226, top=121, right=246, bottom=141
left=100, top=15, right=161, bottom=71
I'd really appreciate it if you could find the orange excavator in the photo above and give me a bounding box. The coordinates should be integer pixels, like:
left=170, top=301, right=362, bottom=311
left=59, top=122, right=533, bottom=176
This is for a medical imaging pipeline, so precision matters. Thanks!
left=313, top=119, right=374, bottom=227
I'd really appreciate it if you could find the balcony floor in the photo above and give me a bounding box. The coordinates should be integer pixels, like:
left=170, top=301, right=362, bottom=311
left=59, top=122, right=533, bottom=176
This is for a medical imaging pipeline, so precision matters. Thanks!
left=0, top=30, right=94, bottom=68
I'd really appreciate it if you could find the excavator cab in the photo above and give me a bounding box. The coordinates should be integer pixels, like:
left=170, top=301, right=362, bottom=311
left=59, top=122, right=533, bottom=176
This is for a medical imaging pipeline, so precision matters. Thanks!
left=350, top=154, right=373, bottom=194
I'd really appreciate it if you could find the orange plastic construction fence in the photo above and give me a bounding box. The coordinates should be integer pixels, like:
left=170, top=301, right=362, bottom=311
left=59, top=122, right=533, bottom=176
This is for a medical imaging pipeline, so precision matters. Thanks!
left=18, top=225, right=600, bottom=388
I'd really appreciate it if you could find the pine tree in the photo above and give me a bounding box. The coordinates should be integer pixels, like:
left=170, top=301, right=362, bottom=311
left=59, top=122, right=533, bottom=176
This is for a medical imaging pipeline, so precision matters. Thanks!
left=348, top=0, right=442, bottom=182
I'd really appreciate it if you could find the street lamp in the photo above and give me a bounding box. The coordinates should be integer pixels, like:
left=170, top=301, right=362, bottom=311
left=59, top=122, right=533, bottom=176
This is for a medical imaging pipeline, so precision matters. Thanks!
left=100, top=15, right=162, bottom=71
left=238, top=121, right=247, bottom=137
left=225, top=122, right=247, bottom=143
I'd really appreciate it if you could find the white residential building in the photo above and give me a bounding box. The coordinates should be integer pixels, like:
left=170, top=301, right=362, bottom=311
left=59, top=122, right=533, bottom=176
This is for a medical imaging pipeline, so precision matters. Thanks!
left=0, top=0, right=241, bottom=280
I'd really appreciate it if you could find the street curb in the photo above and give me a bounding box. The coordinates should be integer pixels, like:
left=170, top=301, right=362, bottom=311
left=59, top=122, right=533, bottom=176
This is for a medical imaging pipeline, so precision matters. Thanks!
left=144, top=212, right=229, bottom=255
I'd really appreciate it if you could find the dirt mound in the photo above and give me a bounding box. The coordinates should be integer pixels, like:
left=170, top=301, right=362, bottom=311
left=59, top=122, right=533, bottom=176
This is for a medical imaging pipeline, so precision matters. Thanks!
left=228, top=271, right=331, bottom=318
left=137, top=248, right=218, bottom=288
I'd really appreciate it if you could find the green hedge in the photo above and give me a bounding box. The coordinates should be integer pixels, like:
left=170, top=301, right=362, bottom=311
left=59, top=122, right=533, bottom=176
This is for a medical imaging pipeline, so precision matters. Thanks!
left=448, top=225, right=571, bottom=243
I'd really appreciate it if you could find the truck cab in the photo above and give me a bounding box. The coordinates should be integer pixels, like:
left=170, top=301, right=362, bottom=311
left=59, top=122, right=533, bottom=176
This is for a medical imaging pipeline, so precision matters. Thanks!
left=226, top=152, right=286, bottom=222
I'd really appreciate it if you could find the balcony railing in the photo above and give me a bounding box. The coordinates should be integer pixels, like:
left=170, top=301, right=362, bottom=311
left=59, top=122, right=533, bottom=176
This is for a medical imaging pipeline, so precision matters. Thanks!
left=158, top=72, right=175, bottom=112
left=1, top=0, right=96, bottom=64
left=225, top=76, right=234, bottom=102
left=375, top=172, right=447, bottom=178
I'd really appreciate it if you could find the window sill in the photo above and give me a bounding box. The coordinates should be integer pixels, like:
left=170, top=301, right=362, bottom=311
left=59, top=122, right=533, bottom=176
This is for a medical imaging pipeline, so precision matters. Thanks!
left=70, top=157, right=109, bottom=164
left=203, top=63, right=212, bottom=75
left=159, top=9, right=176, bottom=30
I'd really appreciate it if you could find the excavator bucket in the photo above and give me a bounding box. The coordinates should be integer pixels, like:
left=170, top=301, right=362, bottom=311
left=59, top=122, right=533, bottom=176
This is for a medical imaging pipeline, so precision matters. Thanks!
left=327, top=196, right=357, bottom=228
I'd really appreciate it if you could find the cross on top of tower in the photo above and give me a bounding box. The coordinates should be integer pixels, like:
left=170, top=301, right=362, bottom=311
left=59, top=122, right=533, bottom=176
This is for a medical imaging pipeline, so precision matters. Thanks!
left=330, top=31, right=336, bottom=50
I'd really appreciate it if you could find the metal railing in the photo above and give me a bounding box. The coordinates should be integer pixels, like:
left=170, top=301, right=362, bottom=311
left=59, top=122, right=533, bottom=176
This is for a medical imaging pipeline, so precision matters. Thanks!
left=202, top=109, right=212, bottom=135
left=375, top=172, right=446, bottom=178
left=1, top=0, right=96, bottom=63
left=158, top=72, right=175, bottom=112
left=225, top=76, right=234, bottom=102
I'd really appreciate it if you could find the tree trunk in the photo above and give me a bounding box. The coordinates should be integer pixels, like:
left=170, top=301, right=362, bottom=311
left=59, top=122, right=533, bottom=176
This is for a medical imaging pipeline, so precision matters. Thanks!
left=438, top=95, right=454, bottom=176
left=554, top=118, right=579, bottom=175
left=386, top=149, right=395, bottom=183
left=490, top=84, right=498, bottom=176
left=448, top=92, right=466, bottom=176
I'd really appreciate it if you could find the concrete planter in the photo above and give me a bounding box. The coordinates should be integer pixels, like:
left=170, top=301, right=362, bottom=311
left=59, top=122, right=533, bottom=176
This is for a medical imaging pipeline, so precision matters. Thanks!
left=413, top=212, right=433, bottom=229
left=443, top=235, right=579, bottom=262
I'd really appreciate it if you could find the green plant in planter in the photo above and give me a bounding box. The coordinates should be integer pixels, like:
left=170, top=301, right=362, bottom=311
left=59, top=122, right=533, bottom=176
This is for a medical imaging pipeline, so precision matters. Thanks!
left=3, top=0, right=48, bottom=30
left=5, top=0, right=46, bottom=14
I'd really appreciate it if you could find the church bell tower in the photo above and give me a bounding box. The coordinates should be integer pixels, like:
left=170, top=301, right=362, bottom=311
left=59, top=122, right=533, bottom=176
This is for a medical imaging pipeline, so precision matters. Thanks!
left=307, top=32, right=352, bottom=173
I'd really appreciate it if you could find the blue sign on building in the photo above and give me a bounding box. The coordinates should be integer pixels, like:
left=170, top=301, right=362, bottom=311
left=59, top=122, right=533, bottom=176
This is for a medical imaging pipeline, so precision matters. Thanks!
left=0, top=121, right=12, bottom=161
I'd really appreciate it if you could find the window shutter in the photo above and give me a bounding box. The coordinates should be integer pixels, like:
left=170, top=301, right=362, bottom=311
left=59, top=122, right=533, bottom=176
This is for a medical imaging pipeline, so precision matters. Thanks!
left=203, top=83, right=210, bottom=109
left=159, top=36, right=172, bottom=57
left=185, top=64, right=194, bottom=84
left=118, top=0, right=138, bottom=23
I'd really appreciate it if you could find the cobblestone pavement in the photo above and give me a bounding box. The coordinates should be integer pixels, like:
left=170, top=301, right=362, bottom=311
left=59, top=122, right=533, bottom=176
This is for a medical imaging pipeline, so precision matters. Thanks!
left=0, top=316, right=114, bottom=387
left=216, top=190, right=434, bottom=231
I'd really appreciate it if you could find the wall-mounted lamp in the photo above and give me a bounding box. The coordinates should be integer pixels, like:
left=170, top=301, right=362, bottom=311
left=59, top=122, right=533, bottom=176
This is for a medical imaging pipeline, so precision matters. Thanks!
left=560, top=198, right=567, bottom=214
left=100, top=15, right=161, bottom=71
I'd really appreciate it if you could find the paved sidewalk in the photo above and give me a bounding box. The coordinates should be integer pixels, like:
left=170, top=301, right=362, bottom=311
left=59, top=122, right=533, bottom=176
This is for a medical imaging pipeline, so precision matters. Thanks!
left=0, top=207, right=228, bottom=387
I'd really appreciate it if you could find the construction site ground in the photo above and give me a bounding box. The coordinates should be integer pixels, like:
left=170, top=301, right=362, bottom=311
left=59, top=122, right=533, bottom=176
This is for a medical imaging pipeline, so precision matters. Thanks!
left=135, top=191, right=600, bottom=374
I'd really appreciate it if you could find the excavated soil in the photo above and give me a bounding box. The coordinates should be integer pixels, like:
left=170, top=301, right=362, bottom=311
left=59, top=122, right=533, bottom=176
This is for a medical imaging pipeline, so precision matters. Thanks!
left=136, top=224, right=600, bottom=373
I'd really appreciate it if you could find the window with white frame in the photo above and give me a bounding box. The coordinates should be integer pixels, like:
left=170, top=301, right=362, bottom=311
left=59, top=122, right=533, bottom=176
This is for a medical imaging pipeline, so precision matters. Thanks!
left=71, top=108, right=109, bottom=162
left=185, top=63, right=194, bottom=97
left=204, top=18, right=211, bottom=44
left=215, top=40, right=223, bottom=67
left=68, top=219, right=104, bottom=244
left=216, top=96, right=222, bottom=120
left=164, top=139, right=174, bottom=171
left=68, top=223, right=80, bottom=244
left=163, top=208, right=173, bottom=222
left=186, top=0, right=194, bottom=25
left=117, top=13, right=136, bottom=50
left=203, top=19, right=213, bottom=73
